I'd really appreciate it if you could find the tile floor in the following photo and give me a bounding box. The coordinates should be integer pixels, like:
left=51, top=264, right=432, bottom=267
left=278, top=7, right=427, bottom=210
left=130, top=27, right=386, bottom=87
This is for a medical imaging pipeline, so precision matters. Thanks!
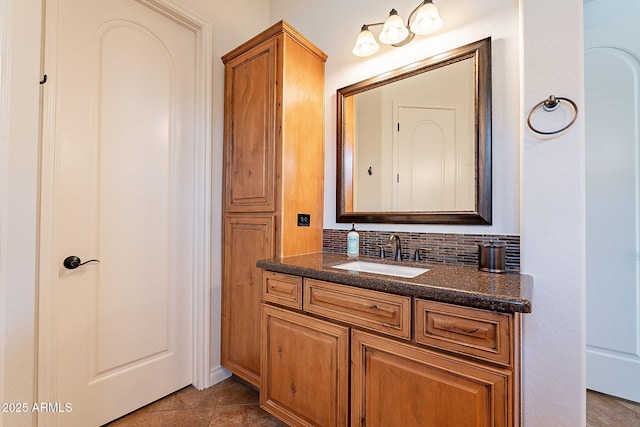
left=587, top=390, right=640, bottom=427
left=106, top=378, right=640, bottom=426
left=104, top=376, right=284, bottom=427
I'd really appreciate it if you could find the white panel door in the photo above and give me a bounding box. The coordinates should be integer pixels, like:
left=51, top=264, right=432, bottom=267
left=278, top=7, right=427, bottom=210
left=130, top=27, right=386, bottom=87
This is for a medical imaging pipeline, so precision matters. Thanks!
left=585, top=0, right=640, bottom=403
left=395, top=106, right=456, bottom=211
left=47, top=0, right=196, bottom=424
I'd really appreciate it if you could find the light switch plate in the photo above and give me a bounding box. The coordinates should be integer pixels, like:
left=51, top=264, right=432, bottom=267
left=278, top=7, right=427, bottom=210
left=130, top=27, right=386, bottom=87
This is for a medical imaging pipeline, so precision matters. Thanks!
left=297, top=213, right=310, bottom=227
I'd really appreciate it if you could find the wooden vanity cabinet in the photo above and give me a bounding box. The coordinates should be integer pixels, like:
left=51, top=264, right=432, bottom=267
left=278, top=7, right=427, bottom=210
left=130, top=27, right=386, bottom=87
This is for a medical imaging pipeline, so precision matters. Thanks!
left=221, top=21, right=326, bottom=387
left=260, top=272, right=521, bottom=427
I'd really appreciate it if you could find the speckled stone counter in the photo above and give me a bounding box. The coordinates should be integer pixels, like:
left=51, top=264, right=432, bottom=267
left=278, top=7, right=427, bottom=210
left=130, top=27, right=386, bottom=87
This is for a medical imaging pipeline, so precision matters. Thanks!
left=257, top=252, right=532, bottom=314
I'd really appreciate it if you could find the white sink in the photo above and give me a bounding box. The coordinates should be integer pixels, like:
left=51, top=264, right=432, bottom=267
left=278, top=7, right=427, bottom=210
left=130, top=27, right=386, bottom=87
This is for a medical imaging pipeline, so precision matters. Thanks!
left=332, top=260, right=429, bottom=279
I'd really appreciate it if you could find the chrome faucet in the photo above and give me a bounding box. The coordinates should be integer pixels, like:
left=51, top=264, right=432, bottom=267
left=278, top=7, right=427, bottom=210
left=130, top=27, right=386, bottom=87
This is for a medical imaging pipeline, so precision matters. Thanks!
left=388, top=234, right=402, bottom=261
left=414, top=247, right=431, bottom=261
left=373, top=244, right=386, bottom=258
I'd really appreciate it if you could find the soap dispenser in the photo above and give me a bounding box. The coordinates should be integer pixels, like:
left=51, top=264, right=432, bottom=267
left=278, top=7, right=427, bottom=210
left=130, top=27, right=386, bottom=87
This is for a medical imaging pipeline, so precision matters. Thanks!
left=347, top=224, right=360, bottom=258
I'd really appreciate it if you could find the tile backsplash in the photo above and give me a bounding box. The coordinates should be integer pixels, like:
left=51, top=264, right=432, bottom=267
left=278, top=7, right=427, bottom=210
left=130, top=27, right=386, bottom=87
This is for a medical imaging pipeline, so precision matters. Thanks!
left=323, top=229, right=520, bottom=272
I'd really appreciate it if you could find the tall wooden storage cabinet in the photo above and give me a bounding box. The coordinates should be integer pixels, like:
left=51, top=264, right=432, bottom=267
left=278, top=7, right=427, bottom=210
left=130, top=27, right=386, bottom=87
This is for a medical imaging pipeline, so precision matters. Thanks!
left=221, top=21, right=327, bottom=387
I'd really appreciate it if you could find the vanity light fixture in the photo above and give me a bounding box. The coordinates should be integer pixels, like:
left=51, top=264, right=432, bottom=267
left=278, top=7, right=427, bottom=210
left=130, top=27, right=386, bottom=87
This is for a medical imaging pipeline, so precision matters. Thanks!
left=352, top=0, right=444, bottom=57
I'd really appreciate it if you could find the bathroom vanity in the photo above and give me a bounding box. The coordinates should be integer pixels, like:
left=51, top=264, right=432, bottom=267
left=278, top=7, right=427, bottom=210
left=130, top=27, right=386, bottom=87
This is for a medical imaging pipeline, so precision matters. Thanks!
left=256, top=252, right=532, bottom=427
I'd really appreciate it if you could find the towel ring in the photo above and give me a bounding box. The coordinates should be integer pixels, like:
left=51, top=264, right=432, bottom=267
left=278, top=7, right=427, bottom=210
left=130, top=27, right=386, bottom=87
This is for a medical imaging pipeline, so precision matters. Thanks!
left=527, top=95, right=578, bottom=135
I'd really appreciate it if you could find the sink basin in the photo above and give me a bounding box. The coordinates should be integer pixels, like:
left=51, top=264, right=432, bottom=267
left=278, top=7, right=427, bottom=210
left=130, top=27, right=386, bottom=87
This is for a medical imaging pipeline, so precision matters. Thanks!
left=332, top=261, right=429, bottom=279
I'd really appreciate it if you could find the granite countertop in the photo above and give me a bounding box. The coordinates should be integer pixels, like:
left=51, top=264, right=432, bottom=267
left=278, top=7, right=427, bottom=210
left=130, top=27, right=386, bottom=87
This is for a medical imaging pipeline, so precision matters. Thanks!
left=257, top=252, right=532, bottom=314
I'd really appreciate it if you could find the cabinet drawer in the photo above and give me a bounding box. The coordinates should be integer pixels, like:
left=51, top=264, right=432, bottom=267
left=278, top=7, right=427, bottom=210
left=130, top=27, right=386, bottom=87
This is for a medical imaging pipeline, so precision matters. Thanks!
left=414, top=299, right=512, bottom=366
left=304, top=279, right=411, bottom=340
left=262, top=271, right=302, bottom=310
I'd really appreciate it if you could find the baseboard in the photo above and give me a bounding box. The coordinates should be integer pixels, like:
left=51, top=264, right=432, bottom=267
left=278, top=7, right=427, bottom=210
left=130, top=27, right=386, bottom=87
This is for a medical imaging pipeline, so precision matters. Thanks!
left=208, top=365, right=231, bottom=388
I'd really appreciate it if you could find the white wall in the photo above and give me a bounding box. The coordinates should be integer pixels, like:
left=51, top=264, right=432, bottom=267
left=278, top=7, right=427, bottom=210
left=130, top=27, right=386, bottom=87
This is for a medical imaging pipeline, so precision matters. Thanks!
left=269, top=0, right=585, bottom=425
left=0, top=0, right=42, bottom=426
left=353, top=90, right=383, bottom=212
left=520, top=0, right=585, bottom=425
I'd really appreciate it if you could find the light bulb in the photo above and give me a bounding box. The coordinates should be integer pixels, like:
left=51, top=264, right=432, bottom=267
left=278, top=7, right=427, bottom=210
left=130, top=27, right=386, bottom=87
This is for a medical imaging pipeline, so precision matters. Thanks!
left=352, top=26, right=380, bottom=57
left=409, top=1, right=443, bottom=35
left=379, top=9, right=409, bottom=45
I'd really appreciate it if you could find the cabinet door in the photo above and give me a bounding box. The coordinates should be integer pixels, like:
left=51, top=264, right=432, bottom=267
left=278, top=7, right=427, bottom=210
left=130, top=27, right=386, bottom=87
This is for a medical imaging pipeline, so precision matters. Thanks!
left=351, top=329, right=512, bottom=427
left=221, top=215, right=274, bottom=386
left=223, top=38, right=276, bottom=212
left=261, top=305, right=349, bottom=427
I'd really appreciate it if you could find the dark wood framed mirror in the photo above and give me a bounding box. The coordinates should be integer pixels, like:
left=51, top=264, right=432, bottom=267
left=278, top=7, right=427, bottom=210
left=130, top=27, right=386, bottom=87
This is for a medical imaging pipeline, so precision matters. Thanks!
left=336, top=37, right=492, bottom=224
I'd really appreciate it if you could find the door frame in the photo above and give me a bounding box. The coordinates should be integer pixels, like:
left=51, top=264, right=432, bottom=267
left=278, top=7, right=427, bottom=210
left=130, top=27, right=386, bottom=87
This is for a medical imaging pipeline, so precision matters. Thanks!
left=37, top=0, right=213, bottom=423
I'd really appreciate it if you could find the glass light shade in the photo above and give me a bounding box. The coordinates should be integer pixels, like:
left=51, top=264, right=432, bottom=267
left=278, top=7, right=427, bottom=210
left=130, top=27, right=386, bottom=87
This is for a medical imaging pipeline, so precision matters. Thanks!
left=409, top=2, right=443, bottom=35
left=352, top=27, right=380, bottom=57
left=379, top=10, right=409, bottom=45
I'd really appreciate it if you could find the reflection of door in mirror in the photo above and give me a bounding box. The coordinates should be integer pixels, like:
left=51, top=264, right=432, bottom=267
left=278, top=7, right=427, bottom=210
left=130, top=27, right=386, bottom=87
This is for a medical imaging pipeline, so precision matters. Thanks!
left=351, top=58, right=475, bottom=213
left=399, top=108, right=451, bottom=210
left=397, top=107, right=456, bottom=211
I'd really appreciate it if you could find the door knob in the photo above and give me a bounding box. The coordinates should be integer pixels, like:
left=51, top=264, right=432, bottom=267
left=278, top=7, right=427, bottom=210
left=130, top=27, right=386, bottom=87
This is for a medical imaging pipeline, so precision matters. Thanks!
left=63, top=255, right=100, bottom=270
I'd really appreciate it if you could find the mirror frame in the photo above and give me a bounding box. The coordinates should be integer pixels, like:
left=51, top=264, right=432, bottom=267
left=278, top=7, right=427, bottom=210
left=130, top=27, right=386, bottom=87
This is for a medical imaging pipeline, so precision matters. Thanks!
left=336, top=37, right=492, bottom=225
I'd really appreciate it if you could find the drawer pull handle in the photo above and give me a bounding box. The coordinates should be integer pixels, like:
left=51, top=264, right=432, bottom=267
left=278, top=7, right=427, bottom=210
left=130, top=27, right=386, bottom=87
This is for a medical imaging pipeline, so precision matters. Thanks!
left=268, top=282, right=296, bottom=296
left=432, top=317, right=490, bottom=339
left=311, top=291, right=397, bottom=320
